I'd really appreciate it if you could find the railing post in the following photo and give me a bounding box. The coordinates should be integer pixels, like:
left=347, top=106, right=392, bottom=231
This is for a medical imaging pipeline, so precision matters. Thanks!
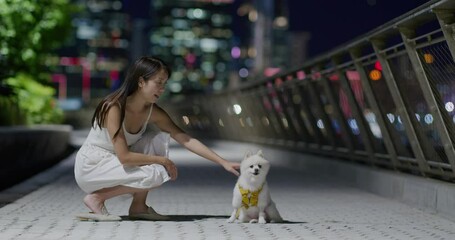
left=285, top=79, right=313, bottom=146
left=257, top=86, right=287, bottom=142
left=332, top=57, right=377, bottom=164
left=273, top=81, right=301, bottom=143
left=247, top=89, right=277, bottom=141
left=400, top=27, right=455, bottom=173
left=435, top=10, right=455, bottom=62
left=229, top=91, right=252, bottom=140
left=313, top=67, right=356, bottom=153
left=198, top=95, right=219, bottom=138
left=294, top=79, right=327, bottom=148
left=277, top=79, right=311, bottom=144
left=237, top=90, right=261, bottom=142
left=214, top=93, right=234, bottom=140
left=349, top=48, right=400, bottom=169
left=371, top=39, right=430, bottom=174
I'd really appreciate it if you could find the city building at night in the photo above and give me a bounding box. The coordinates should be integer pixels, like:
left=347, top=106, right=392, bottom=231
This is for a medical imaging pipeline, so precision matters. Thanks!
left=49, top=0, right=307, bottom=104
left=52, top=0, right=133, bottom=109
left=150, top=0, right=235, bottom=96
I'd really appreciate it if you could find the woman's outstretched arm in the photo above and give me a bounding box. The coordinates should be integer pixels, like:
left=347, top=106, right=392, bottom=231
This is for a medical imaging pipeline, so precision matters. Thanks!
left=152, top=105, right=240, bottom=176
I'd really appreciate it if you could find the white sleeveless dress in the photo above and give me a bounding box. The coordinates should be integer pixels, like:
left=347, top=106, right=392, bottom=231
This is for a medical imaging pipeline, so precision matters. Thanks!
left=74, top=104, right=171, bottom=193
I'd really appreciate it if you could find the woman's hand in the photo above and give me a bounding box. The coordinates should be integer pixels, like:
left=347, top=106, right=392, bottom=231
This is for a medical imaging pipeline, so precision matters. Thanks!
left=222, top=161, right=240, bottom=177
left=162, top=158, right=178, bottom=180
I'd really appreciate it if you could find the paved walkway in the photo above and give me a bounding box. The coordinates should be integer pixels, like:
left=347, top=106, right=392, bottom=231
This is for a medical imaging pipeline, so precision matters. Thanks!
left=1, top=136, right=455, bottom=239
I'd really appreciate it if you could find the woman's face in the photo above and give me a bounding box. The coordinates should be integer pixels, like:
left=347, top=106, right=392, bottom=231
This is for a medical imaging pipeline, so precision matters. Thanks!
left=139, top=69, right=168, bottom=103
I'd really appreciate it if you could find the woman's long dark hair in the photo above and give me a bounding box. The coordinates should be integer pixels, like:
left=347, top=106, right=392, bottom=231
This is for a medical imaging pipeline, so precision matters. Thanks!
left=91, top=56, right=171, bottom=139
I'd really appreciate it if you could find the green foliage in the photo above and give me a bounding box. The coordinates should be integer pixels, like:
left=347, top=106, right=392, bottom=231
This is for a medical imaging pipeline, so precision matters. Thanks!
left=0, top=0, right=79, bottom=125
left=0, top=0, right=78, bottom=81
left=0, top=92, right=24, bottom=125
left=3, top=73, right=63, bottom=125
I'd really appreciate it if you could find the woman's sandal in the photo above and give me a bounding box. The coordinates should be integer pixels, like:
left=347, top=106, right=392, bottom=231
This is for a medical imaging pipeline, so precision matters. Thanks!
left=75, top=205, right=121, bottom=221
left=128, top=206, right=170, bottom=221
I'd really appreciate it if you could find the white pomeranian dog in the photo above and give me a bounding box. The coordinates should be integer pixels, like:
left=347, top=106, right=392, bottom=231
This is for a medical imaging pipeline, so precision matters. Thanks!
left=227, top=150, right=283, bottom=224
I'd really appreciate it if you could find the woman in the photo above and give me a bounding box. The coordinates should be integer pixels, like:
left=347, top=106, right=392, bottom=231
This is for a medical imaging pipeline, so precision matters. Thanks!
left=74, top=56, right=240, bottom=221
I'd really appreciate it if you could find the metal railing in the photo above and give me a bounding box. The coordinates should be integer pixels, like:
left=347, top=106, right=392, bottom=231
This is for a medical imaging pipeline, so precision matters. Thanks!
left=164, top=0, right=455, bottom=181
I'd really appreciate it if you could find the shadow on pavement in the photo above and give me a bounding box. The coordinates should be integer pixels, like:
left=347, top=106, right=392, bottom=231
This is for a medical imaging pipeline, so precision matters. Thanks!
left=119, top=214, right=306, bottom=224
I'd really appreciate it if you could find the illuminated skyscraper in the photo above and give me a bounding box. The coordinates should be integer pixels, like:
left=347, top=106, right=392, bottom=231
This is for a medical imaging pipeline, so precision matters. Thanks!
left=232, top=0, right=309, bottom=82
left=55, top=0, right=133, bottom=107
left=150, top=0, right=235, bottom=96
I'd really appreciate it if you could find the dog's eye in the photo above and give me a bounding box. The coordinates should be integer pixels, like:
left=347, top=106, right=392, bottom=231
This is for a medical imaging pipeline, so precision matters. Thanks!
left=250, top=165, right=253, bottom=168
left=258, top=165, right=262, bottom=168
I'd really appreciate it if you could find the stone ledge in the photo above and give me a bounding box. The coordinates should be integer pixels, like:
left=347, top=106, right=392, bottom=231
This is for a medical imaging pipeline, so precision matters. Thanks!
left=264, top=145, right=455, bottom=222
left=0, top=124, right=74, bottom=190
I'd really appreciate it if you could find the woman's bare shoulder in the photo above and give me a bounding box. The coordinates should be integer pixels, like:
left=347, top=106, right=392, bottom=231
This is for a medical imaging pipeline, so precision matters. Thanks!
left=106, top=102, right=121, bottom=115
left=153, top=104, right=165, bottom=113
left=151, top=104, right=170, bottom=121
left=102, top=102, right=122, bottom=127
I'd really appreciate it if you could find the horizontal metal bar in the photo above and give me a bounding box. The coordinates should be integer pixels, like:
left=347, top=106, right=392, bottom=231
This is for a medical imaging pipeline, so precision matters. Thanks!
left=415, top=36, right=446, bottom=49
left=411, top=28, right=443, bottom=42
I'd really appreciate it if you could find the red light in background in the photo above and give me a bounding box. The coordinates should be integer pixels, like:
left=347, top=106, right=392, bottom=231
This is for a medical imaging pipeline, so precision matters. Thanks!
left=328, top=74, right=339, bottom=81
left=264, top=67, right=281, bottom=77
left=274, top=78, right=283, bottom=86
left=374, top=61, right=382, bottom=71
left=346, top=71, right=360, bottom=81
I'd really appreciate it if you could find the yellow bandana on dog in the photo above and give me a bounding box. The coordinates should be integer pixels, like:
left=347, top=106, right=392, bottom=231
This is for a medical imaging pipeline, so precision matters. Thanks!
left=238, top=184, right=263, bottom=209
left=235, top=184, right=264, bottom=218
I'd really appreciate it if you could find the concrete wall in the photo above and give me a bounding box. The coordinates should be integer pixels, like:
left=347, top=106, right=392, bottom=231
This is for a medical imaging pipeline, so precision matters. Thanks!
left=0, top=125, right=73, bottom=190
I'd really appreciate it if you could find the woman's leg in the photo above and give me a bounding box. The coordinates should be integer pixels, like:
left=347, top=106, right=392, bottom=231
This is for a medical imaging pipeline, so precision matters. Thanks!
left=128, top=189, right=169, bottom=220
left=129, top=191, right=149, bottom=214
left=121, top=127, right=170, bottom=216
left=84, top=185, right=147, bottom=214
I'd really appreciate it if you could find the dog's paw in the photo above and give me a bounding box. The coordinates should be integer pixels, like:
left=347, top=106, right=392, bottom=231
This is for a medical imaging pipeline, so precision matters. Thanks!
left=258, top=217, right=267, bottom=224
left=226, top=217, right=235, bottom=223
left=249, top=219, right=258, bottom=224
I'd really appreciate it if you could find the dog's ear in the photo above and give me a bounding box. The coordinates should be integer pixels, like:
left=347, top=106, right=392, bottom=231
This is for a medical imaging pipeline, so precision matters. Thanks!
left=257, top=149, right=264, bottom=157
left=244, top=150, right=252, bottom=159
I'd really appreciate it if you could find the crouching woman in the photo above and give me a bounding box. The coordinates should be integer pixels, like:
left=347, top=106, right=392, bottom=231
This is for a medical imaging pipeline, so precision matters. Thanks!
left=74, top=56, right=239, bottom=221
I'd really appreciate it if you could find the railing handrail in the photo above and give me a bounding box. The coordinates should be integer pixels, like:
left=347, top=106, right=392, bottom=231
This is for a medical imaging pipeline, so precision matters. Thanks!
left=232, top=0, right=455, bottom=92
left=169, top=0, right=455, bottom=182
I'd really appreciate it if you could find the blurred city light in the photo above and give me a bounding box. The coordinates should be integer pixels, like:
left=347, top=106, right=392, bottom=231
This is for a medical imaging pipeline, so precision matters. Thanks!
left=19, top=0, right=310, bottom=107
left=239, top=68, right=249, bottom=78
left=233, top=104, right=242, bottom=115
left=182, top=116, right=190, bottom=125
left=231, top=47, right=241, bottom=59
left=423, top=53, right=434, bottom=64
left=445, top=102, right=454, bottom=112
left=424, top=114, right=434, bottom=125
left=369, top=69, right=382, bottom=81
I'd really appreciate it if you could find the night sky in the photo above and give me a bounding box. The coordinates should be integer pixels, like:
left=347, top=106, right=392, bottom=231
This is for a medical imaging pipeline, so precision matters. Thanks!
left=126, top=0, right=431, bottom=57
left=287, top=0, right=430, bottom=57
